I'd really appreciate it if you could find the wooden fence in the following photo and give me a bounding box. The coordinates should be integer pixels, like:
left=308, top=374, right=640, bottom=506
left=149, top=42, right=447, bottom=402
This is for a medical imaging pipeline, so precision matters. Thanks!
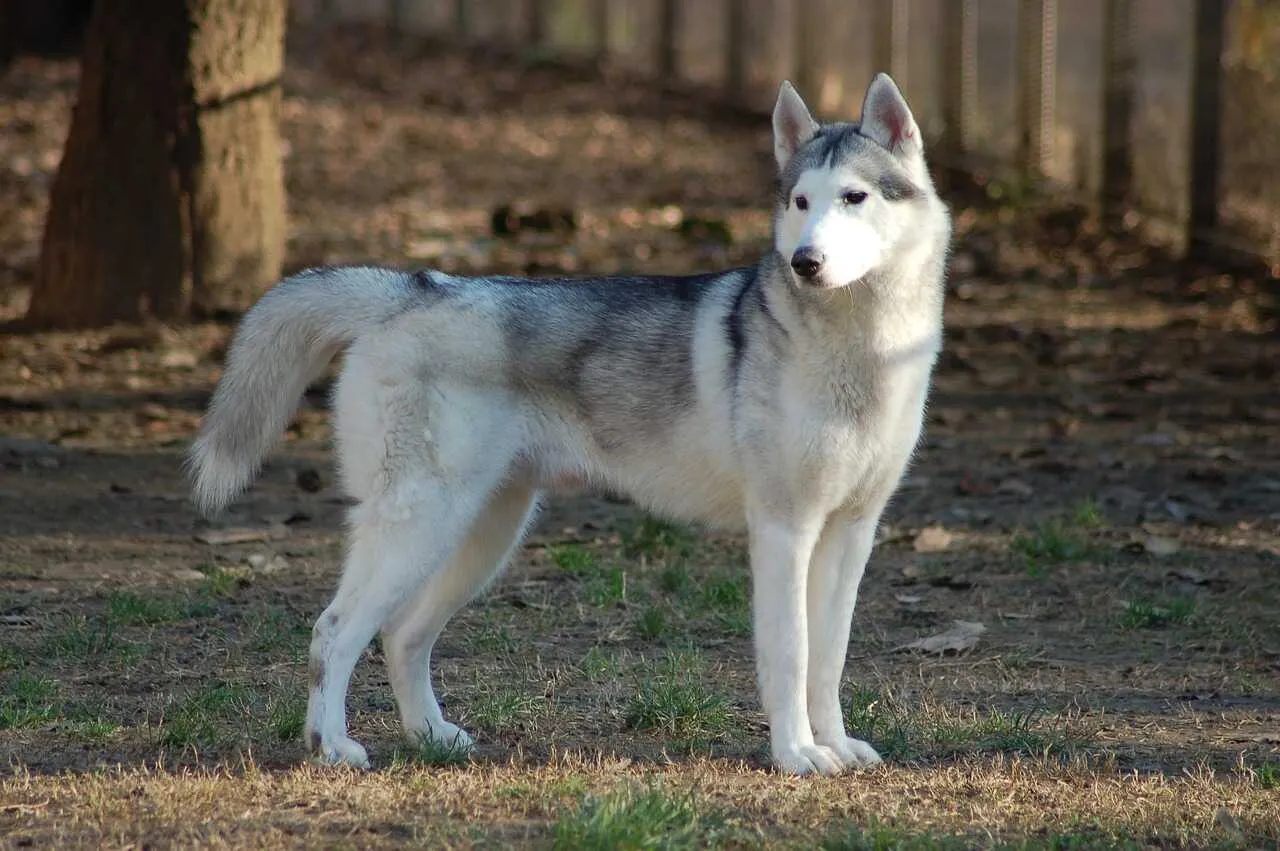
left=292, top=0, right=1280, bottom=271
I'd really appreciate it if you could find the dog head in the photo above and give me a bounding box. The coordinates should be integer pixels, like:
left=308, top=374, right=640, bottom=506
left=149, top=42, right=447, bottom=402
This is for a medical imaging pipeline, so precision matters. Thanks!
left=771, top=74, right=933, bottom=290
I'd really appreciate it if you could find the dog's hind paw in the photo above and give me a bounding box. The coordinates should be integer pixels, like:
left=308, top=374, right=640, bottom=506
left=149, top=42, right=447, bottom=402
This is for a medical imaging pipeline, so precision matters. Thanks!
left=310, top=735, right=371, bottom=769
left=772, top=742, right=844, bottom=776
left=817, top=735, right=883, bottom=770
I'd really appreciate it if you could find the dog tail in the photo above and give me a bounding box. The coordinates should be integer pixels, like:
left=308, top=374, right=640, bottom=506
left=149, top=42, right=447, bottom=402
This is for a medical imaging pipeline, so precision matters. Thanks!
left=188, top=266, right=418, bottom=515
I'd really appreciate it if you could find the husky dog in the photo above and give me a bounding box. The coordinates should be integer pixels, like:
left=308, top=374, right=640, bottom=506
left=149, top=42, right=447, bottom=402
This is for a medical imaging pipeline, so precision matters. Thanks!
left=190, top=74, right=950, bottom=776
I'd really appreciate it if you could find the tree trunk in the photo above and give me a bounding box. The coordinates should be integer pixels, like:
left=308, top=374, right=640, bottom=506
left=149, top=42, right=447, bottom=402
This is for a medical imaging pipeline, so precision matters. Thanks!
left=27, top=0, right=286, bottom=328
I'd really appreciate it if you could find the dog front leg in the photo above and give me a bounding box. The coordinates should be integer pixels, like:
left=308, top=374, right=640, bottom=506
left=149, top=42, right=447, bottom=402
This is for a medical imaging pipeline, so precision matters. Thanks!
left=748, top=513, right=842, bottom=776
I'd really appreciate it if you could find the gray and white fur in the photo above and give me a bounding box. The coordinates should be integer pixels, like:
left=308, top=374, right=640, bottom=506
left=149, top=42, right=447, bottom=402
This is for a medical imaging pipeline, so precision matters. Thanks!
left=190, top=73, right=951, bottom=775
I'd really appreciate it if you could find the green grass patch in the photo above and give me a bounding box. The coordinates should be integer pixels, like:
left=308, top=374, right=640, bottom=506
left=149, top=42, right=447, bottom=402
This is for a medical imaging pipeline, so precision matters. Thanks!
left=42, top=614, right=137, bottom=664
left=61, top=716, right=121, bottom=744
left=588, top=565, right=628, bottom=607
left=391, top=732, right=472, bottom=768
left=579, top=646, right=625, bottom=680
left=1011, top=519, right=1102, bottom=575
left=105, top=591, right=183, bottom=626
left=160, top=682, right=255, bottom=751
left=1071, top=498, right=1108, bottom=530
left=195, top=564, right=245, bottom=597
left=467, top=685, right=547, bottom=730
left=548, top=543, right=598, bottom=576
left=1120, top=597, right=1196, bottom=630
left=625, top=651, right=734, bottom=745
left=266, top=691, right=306, bottom=743
left=692, top=573, right=751, bottom=636
left=0, top=673, right=58, bottom=730
left=1254, top=762, right=1279, bottom=790
left=635, top=605, right=669, bottom=642
left=845, top=688, right=1086, bottom=764
left=551, top=782, right=725, bottom=850
left=621, top=515, right=694, bottom=561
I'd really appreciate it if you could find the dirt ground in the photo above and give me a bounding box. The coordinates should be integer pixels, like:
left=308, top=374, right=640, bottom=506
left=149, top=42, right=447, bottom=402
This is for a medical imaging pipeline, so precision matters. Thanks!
left=0, top=26, right=1277, bottom=849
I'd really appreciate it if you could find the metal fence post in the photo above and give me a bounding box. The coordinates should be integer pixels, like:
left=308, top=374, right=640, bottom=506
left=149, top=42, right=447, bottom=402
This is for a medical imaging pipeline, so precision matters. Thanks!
left=1188, top=0, right=1226, bottom=258
left=941, top=0, right=977, bottom=169
left=1018, top=0, right=1057, bottom=181
left=1101, top=0, right=1135, bottom=224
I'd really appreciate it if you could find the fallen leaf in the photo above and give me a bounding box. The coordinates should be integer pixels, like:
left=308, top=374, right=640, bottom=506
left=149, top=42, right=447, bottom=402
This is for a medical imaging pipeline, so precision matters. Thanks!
left=194, top=527, right=277, bottom=545
left=1143, top=536, right=1180, bottom=557
left=913, top=525, right=953, bottom=553
left=895, top=620, right=986, bottom=655
left=996, top=478, right=1034, bottom=498
left=1168, top=566, right=1207, bottom=584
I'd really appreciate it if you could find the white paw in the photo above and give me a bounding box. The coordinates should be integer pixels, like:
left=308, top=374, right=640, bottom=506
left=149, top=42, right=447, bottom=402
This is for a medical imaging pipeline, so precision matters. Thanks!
left=772, top=742, right=844, bottom=776
left=408, top=721, right=474, bottom=752
left=311, top=735, right=371, bottom=769
left=816, top=734, right=883, bottom=770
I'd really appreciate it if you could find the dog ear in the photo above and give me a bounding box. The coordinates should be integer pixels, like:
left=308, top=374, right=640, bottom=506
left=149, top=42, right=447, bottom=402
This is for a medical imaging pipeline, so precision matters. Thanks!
left=859, top=73, right=923, bottom=160
left=772, top=81, right=818, bottom=171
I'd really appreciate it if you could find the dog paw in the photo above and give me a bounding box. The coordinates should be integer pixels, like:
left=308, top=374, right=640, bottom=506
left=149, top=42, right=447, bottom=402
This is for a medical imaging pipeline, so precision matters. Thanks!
left=408, top=721, right=474, bottom=753
left=311, top=735, right=371, bottom=769
left=815, top=734, right=883, bottom=770
left=772, top=742, right=844, bottom=776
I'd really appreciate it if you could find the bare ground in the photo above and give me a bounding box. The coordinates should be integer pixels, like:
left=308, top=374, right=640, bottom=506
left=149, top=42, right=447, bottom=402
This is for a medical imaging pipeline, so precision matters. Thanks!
left=0, top=26, right=1277, bottom=849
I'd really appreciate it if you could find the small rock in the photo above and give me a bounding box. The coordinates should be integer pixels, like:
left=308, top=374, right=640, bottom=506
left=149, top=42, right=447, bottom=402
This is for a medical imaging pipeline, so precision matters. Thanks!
left=172, top=568, right=207, bottom=582
left=246, top=552, right=288, bottom=574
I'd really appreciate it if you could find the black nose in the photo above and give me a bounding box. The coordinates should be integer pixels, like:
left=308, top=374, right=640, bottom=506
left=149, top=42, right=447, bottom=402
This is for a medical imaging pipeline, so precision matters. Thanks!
left=790, top=248, right=824, bottom=279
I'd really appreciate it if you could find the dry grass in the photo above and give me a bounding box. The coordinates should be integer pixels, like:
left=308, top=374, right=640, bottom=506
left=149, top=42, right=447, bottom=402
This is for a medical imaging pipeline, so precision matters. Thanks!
left=1, top=755, right=1276, bottom=849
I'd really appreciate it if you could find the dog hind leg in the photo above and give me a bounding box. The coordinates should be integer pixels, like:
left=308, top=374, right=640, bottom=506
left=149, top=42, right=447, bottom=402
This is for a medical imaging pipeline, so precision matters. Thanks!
left=304, top=470, right=502, bottom=768
left=381, top=483, right=539, bottom=752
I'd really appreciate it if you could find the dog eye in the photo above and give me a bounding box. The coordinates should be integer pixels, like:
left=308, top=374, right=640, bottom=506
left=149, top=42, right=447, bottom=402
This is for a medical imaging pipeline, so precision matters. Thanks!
left=842, top=190, right=868, bottom=206
left=794, top=195, right=809, bottom=211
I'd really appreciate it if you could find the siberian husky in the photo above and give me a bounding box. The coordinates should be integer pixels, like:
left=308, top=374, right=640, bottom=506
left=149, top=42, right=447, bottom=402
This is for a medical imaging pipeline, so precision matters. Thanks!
left=190, top=73, right=951, bottom=775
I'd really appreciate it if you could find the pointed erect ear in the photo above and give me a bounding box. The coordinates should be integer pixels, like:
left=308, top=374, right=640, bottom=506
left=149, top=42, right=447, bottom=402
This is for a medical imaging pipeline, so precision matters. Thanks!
left=772, top=81, right=818, bottom=171
left=859, top=73, right=922, bottom=160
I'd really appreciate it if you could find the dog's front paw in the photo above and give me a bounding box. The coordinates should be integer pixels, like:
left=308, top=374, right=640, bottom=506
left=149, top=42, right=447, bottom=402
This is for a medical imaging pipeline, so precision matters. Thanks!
left=408, top=721, right=474, bottom=754
left=772, top=742, right=844, bottom=776
left=310, top=735, right=371, bottom=769
left=815, top=734, right=883, bottom=770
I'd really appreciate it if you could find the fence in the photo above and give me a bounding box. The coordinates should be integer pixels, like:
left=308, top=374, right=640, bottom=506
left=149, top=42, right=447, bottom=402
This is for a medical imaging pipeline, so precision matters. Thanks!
left=291, top=0, right=1280, bottom=271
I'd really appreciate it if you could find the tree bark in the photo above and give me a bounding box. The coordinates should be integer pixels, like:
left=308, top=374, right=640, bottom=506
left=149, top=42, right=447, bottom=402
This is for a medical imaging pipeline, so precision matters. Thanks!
left=27, top=0, right=286, bottom=328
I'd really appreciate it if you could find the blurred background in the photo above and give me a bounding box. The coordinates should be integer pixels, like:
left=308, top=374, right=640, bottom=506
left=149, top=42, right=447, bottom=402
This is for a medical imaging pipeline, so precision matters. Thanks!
left=282, top=0, right=1279, bottom=266
left=0, top=5, right=1277, bottom=832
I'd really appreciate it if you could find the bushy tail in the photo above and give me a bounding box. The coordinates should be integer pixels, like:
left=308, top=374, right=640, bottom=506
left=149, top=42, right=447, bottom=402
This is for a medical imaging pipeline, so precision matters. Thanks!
left=188, top=266, right=417, bottom=514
